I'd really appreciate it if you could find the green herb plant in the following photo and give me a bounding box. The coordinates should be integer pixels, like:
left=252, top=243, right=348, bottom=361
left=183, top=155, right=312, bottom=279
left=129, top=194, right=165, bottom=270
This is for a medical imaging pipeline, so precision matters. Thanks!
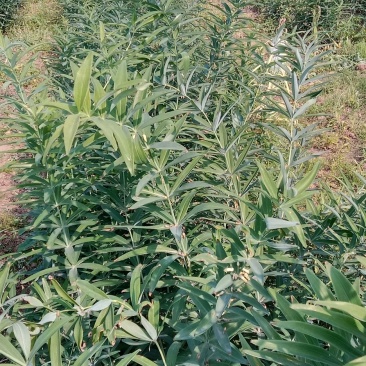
left=0, top=0, right=365, bottom=365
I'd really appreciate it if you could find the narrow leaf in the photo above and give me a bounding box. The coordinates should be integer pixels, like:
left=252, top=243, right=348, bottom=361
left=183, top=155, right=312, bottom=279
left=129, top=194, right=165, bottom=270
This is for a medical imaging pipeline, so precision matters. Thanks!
left=0, top=334, right=25, bottom=366
left=63, top=114, right=80, bottom=155
left=12, top=322, right=31, bottom=360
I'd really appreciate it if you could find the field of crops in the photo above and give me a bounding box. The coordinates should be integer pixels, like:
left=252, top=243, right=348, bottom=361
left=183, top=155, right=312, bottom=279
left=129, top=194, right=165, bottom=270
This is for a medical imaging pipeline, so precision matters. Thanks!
left=0, top=0, right=365, bottom=365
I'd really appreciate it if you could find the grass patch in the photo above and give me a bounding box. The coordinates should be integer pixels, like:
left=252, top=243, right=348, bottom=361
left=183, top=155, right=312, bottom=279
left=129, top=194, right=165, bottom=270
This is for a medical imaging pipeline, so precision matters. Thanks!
left=5, top=0, right=63, bottom=44
left=309, top=69, right=366, bottom=187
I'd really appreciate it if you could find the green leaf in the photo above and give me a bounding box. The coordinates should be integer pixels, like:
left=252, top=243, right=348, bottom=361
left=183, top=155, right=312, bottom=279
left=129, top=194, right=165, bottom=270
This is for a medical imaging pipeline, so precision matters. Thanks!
left=23, top=296, right=44, bottom=307
left=42, top=125, right=63, bottom=165
left=131, top=264, right=142, bottom=310
left=313, top=301, right=366, bottom=322
left=244, top=349, right=314, bottom=366
left=251, top=310, right=282, bottom=340
left=356, top=255, right=366, bottom=268
left=304, top=268, right=335, bottom=301
left=291, top=304, right=366, bottom=341
left=215, top=294, right=231, bottom=318
left=0, top=334, right=26, bottom=366
left=214, top=274, right=233, bottom=293
left=133, top=355, right=158, bottom=366
left=247, top=258, right=264, bottom=284
left=279, top=191, right=315, bottom=209
left=0, top=262, right=10, bottom=302
left=170, top=156, right=201, bottom=195
left=148, top=299, right=160, bottom=329
left=74, top=317, right=83, bottom=350
left=91, top=117, right=117, bottom=149
left=111, top=124, right=135, bottom=175
left=73, top=341, right=105, bottom=366
left=239, top=334, right=265, bottom=366
left=114, top=245, right=178, bottom=263
left=139, top=110, right=186, bottom=129
left=49, top=330, right=62, bottom=366
left=90, top=299, right=112, bottom=312
left=130, top=197, right=167, bottom=210
left=148, top=255, right=178, bottom=293
left=174, top=309, right=217, bottom=340
left=184, top=203, right=230, bottom=222
left=275, top=320, right=363, bottom=358
left=166, top=342, right=181, bottom=366
left=283, top=207, right=307, bottom=247
left=74, top=53, right=93, bottom=114
left=294, top=161, right=320, bottom=195
left=29, top=317, right=73, bottom=360
left=254, top=340, right=342, bottom=365
left=115, top=350, right=140, bottom=366
left=293, top=98, right=317, bottom=119
left=39, top=312, right=57, bottom=325
left=213, top=323, right=231, bottom=353
left=269, top=289, right=313, bottom=345
left=118, top=319, right=152, bottom=341
left=76, top=280, right=109, bottom=300
left=329, top=266, right=362, bottom=306
left=265, top=217, right=299, bottom=230
left=12, top=322, right=31, bottom=360
left=140, top=316, right=157, bottom=341
left=149, top=141, right=186, bottom=151
left=63, top=114, right=80, bottom=155
left=51, top=279, right=78, bottom=305
left=344, top=356, right=366, bottom=366
left=258, top=163, right=277, bottom=199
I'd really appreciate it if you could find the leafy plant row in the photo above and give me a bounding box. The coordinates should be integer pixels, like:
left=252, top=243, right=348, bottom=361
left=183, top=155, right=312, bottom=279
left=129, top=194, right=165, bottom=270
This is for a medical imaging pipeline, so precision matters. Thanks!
left=0, top=0, right=365, bottom=365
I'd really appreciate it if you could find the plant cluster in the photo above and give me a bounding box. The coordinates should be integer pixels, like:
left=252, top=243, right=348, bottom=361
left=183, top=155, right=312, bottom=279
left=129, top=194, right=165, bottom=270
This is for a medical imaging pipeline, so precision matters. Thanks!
left=0, top=0, right=365, bottom=365
left=255, top=0, right=366, bottom=42
left=0, top=0, right=23, bottom=31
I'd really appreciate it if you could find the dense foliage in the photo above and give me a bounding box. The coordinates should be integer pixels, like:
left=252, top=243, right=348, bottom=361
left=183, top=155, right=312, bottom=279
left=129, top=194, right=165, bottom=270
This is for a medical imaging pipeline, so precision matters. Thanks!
left=0, top=0, right=22, bottom=31
left=0, top=0, right=365, bottom=365
left=255, top=0, right=366, bottom=41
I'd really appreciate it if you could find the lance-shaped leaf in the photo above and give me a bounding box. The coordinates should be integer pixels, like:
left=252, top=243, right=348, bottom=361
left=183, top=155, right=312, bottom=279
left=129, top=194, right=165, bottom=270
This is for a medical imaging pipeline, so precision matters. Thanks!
left=74, top=53, right=93, bottom=114
left=63, top=114, right=80, bottom=155
left=0, top=333, right=26, bottom=365
left=265, top=217, right=299, bottom=230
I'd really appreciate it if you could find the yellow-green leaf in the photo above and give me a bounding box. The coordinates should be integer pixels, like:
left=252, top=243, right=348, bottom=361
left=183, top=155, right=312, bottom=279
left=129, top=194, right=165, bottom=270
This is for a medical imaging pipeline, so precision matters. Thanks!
left=63, top=114, right=80, bottom=155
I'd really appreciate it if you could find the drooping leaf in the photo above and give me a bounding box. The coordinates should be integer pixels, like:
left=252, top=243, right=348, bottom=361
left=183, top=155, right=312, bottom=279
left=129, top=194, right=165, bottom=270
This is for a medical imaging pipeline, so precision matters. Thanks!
left=12, top=322, right=31, bottom=360
left=0, top=333, right=26, bottom=366
left=76, top=280, right=109, bottom=300
left=118, top=319, right=152, bottom=342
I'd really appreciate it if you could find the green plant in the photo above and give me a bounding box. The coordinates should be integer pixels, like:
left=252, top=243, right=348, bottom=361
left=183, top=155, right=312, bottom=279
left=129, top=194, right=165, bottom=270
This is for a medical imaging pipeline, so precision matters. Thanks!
left=0, top=0, right=22, bottom=31
left=255, top=0, right=366, bottom=42
left=243, top=263, right=366, bottom=365
left=0, top=0, right=365, bottom=365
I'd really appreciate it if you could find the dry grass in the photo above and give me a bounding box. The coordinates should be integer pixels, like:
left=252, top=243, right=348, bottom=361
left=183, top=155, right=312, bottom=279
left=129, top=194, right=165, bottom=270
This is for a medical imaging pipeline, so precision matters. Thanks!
left=6, top=0, right=63, bottom=44
left=308, top=68, right=366, bottom=188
